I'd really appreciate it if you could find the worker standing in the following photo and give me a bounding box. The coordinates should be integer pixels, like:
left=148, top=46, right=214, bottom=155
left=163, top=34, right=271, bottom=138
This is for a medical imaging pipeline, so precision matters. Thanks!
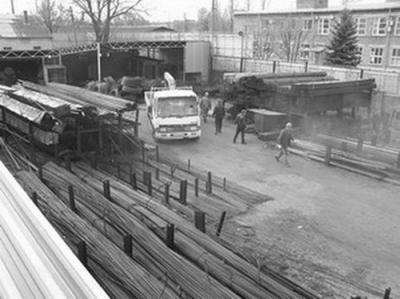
left=233, top=109, right=247, bottom=144
left=275, top=122, right=294, bottom=167
left=200, top=92, right=211, bottom=123
left=212, top=100, right=225, bottom=134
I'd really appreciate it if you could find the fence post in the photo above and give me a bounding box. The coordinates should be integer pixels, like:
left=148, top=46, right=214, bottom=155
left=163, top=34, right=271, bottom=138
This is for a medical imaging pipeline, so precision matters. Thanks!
left=272, top=60, right=277, bottom=73
left=68, top=185, right=77, bottom=213
left=216, top=211, right=227, bottom=237
left=123, top=234, right=133, bottom=258
left=164, top=184, right=170, bottom=204
left=194, top=211, right=206, bottom=233
left=166, top=223, right=174, bottom=249
left=304, top=60, right=308, bottom=72
left=383, top=287, right=391, bottom=299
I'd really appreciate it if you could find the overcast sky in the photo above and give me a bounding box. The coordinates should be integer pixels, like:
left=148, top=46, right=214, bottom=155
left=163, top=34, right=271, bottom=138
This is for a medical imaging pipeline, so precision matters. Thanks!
left=1, top=0, right=388, bottom=22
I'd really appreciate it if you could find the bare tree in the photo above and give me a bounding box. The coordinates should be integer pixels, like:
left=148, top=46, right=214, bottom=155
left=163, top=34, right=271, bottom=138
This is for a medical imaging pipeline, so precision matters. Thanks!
left=36, top=0, right=67, bottom=33
left=278, top=19, right=308, bottom=62
left=72, top=0, right=143, bottom=43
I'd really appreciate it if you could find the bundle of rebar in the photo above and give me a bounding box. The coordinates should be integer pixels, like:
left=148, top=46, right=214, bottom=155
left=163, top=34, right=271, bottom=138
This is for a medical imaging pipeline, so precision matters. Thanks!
left=41, top=161, right=241, bottom=299
left=16, top=170, right=175, bottom=298
left=65, top=161, right=306, bottom=298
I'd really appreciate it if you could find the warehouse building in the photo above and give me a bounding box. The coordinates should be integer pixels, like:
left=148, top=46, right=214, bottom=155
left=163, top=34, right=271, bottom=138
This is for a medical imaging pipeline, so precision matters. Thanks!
left=234, top=2, right=400, bottom=68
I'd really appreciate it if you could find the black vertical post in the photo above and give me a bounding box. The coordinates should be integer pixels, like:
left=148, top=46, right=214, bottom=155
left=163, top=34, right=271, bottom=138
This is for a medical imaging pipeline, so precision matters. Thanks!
left=156, top=145, right=159, bottom=162
left=32, top=192, right=38, bottom=206
left=325, top=146, right=331, bottom=166
left=142, top=145, right=145, bottom=162
left=155, top=168, right=160, bottom=180
left=130, top=173, right=137, bottom=190
left=216, top=211, right=227, bottom=237
left=77, top=241, right=88, bottom=267
left=383, top=287, right=391, bottom=299
left=135, top=109, right=139, bottom=137
left=223, top=177, right=227, bottom=191
left=272, top=60, right=277, bottom=73
left=69, top=185, right=77, bottom=213
left=194, top=178, right=199, bottom=197
left=164, top=184, right=170, bottom=205
left=166, top=223, right=174, bottom=249
left=38, top=165, right=43, bottom=181
left=207, top=171, right=212, bottom=194
left=360, top=69, right=364, bottom=79
left=103, top=180, right=111, bottom=200
left=123, top=234, right=133, bottom=258
left=304, top=60, right=308, bottom=72
left=195, top=211, right=206, bottom=233
left=180, top=180, right=187, bottom=204
left=147, top=172, right=152, bottom=196
left=187, top=159, right=191, bottom=173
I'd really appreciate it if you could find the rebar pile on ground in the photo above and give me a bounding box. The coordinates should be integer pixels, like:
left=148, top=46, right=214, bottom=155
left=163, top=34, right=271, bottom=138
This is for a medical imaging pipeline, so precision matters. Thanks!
left=67, top=161, right=309, bottom=298
left=16, top=170, right=177, bottom=299
left=41, top=161, right=247, bottom=299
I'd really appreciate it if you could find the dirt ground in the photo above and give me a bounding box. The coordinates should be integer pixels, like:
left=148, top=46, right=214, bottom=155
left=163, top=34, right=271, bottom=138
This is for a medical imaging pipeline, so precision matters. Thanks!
left=138, top=107, right=400, bottom=298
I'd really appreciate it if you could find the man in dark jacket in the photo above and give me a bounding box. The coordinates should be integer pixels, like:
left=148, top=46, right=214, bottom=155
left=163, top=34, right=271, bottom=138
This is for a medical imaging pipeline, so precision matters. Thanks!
left=233, top=109, right=247, bottom=144
left=212, top=100, right=225, bottom=134
left=275, top=122, right=294, bottom=166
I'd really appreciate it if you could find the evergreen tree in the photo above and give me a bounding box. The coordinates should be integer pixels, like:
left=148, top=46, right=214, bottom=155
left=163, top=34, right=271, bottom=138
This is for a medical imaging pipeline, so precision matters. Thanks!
left=325, top=9, right=360, bottom=67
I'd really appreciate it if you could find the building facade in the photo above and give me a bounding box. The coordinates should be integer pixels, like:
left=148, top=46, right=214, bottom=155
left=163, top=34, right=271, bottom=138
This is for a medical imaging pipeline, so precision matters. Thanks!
left=233, top=2, right=400, bottom=69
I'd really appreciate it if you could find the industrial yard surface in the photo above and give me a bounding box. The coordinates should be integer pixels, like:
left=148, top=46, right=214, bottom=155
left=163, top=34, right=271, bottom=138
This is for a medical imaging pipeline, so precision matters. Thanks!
left=139, top=106, right=400, bottom=298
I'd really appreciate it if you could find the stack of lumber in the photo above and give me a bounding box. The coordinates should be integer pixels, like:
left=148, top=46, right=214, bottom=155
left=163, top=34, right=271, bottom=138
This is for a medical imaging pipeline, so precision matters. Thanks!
left=32, top=160, right=307, bottom=298
left=49, top=82, right=135, bottom=112
left=12, top=87, right=71, bottom=117
left=0, top=161, right=108, bottom=299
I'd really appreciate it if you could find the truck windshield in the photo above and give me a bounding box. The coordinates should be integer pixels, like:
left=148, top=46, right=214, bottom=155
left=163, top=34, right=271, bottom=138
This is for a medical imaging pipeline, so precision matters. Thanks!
left=157, top=97, right=198, bottom=117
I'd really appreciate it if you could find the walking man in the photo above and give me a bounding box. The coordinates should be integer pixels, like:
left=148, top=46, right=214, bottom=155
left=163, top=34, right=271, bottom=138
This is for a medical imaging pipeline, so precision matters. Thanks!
left=212, top=100, right=225, bottom=134
left=200, top=92, right=211, bottom=123
left=233, top=109, right=247, bottom=144
left=275, top=122, right=294, bottom=166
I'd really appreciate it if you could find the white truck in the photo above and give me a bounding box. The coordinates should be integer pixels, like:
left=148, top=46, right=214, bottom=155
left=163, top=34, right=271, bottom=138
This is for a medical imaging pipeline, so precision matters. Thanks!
left=144, top=73, right=201, bottom=140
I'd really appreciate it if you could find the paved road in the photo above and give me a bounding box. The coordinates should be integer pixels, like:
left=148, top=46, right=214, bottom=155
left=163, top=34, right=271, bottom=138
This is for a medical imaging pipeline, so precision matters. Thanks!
left=139, top=109, right=400, bottom=298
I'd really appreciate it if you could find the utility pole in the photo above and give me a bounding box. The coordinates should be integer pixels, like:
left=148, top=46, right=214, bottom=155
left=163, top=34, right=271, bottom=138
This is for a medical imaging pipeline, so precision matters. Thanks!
left=97, top=42, right=102, bottom=83
left=10, top=0, right=15, bottom=14
left=211, top=0, right=217, bottom=34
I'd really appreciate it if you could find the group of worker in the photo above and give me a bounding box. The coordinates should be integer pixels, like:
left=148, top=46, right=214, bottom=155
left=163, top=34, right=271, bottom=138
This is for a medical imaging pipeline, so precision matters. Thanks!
left=200, top=92, right=294, bottom=166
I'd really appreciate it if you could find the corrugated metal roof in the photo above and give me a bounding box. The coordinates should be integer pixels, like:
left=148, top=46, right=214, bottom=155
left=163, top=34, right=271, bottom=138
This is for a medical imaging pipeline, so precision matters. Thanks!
left=0, top=14, right=51, bottom=39
left=0, top=161, right=109, bottom=299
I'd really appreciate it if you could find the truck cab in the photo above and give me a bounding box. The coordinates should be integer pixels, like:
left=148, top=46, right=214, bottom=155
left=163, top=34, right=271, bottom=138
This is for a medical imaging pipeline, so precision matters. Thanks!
left=145, top=88, right=201, bottom=140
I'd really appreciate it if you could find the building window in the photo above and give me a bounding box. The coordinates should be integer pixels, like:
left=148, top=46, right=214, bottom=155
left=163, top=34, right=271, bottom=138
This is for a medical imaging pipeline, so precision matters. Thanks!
left=317, top=18, right=330, bottom=35
left=303, top=19, right=313, bottom=31
left=394, top=16, right=400, bottom=35
left=391, top=48, right=400, bottom=66
left=357, top=45, right=363, bottom=62
left=300, top=43, right=310, bottom=59
left=355, top=18, right=367, bottom=35
left=369, top=47, right=384, bottom=65
left=372, top=17, right=387, bottom=36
